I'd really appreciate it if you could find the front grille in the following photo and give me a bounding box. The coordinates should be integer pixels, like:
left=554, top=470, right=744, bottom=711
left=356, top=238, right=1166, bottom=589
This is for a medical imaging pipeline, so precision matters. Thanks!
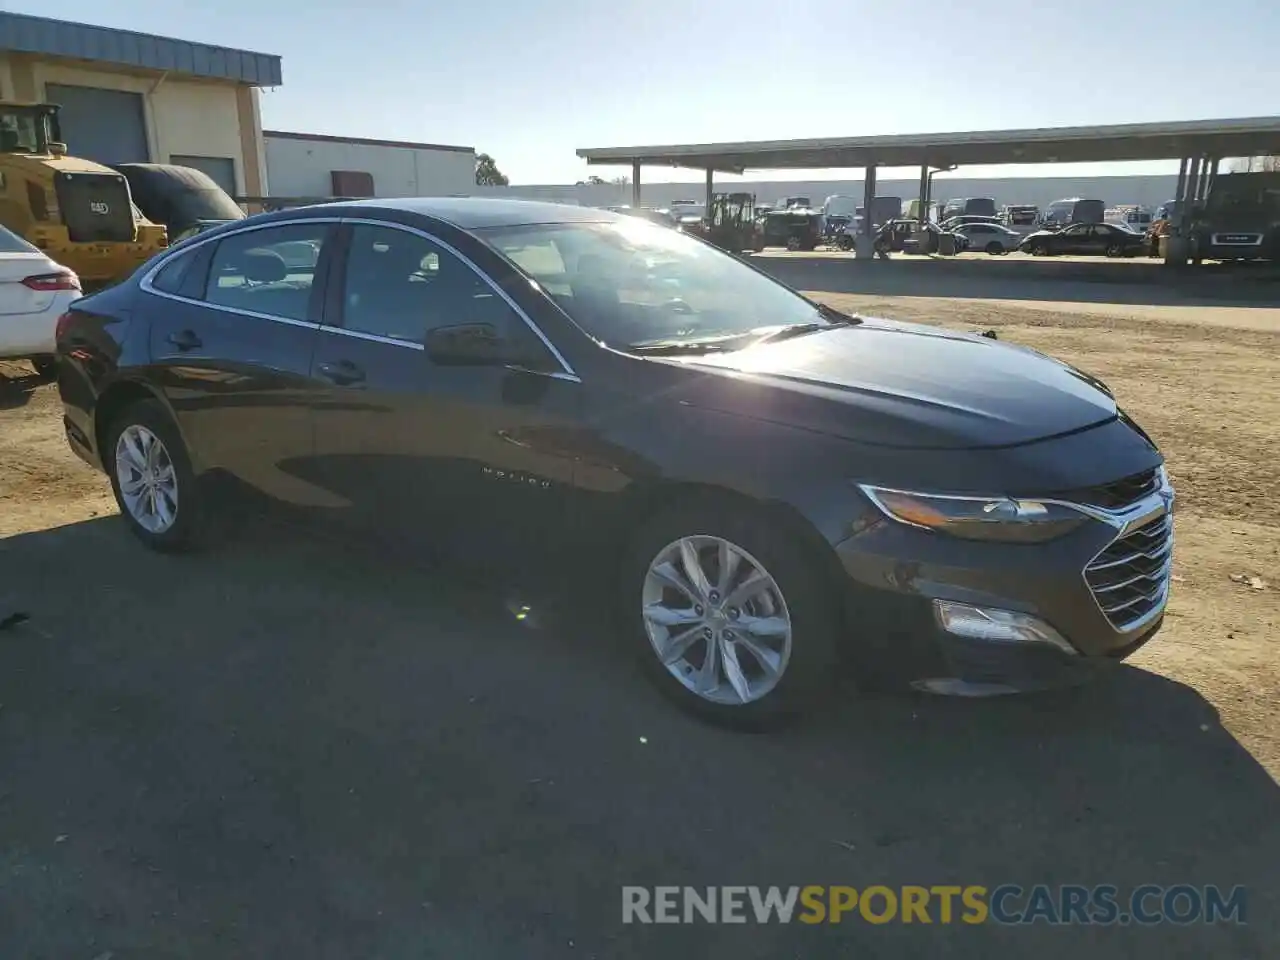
left=1085, top=512, right=1173, bottom=630
left=1056, top=467, right=1161, bottom=510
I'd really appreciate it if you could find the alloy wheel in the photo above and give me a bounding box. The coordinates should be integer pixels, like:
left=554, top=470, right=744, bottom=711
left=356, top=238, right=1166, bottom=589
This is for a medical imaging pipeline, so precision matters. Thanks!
left=641, top=535, right=793, bottom=705
left=115, top=424, right=179, bottom=534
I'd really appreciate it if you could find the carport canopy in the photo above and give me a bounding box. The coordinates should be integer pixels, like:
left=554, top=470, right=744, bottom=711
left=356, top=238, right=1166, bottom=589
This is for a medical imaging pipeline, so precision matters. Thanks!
left=577, top=116, right=1280, bottom=173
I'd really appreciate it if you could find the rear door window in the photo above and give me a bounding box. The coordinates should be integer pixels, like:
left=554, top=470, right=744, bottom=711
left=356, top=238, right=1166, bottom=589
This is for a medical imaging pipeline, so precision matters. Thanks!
left=204, top=223, right=330, bottom=322
left=150, top=249, right=197, bottom=294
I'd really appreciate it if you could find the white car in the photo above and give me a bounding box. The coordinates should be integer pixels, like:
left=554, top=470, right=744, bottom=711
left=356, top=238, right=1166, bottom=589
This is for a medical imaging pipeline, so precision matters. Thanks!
left=0, top=224, right=81, bottom=379
left=951, top=221, right=1024, bottom=255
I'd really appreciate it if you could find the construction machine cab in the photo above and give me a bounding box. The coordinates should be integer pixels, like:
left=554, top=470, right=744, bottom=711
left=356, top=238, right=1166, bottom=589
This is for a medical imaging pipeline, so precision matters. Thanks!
left=0, top=100, right=167, bottom=288
left=701, top=192, right=764, bottom=253
left=0, top=102, right=63, bottom=156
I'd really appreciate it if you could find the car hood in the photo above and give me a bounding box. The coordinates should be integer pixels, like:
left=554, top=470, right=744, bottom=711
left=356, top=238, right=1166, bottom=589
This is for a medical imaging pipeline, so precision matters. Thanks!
left=673, top=317, right=1117, bottom=449
left=1020, top=229, right=1059, bottom=241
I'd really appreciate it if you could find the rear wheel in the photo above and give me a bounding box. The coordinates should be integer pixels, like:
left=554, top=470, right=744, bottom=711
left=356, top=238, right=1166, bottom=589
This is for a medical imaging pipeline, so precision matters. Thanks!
left=785, top=235, right=801, bottom=251
left=30, top=355, right=56, bottom=381
left=1105, top=243, right=1124, bottom=258
left=984, top=241, right=1003, bottom=256
left=105, top=399, right=205, bottom=551
left=623, top=501, right=842, bottom=729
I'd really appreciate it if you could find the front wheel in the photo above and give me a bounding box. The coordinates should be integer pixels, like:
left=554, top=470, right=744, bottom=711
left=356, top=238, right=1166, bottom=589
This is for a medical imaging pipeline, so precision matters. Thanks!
left=785, top=235, right=801, bottom=251
left=105, top=399, right=205, bottom=551
left=624, top=502, right=842, bottom=729
left=1030, top=242, right=1049, bottom=256
left=985, top=241, right=1003, bottom=256
left=1105, top=243, right=1124, bottom=258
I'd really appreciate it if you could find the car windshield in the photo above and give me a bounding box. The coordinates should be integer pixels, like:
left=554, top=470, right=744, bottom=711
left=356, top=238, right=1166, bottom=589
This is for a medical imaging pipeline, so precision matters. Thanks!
left=478, top=218, right=834, bottom=350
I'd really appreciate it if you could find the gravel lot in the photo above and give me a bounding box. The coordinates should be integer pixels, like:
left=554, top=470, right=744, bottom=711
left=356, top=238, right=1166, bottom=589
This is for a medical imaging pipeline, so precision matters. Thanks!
left=1, top=264, right=1277, bottom=958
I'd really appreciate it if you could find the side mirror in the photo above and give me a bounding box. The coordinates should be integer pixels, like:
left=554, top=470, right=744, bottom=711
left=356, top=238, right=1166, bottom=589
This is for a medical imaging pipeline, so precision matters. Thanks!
left=48, top=141, right=68, bottom=157
left=424, top=321, right=547, bottom=370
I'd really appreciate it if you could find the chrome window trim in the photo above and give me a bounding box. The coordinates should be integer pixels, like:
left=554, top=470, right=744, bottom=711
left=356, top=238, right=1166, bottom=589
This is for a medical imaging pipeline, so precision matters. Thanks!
left=316, top=323, right=424, bottom=351
left=340, top=217, right=580, bottom=382
left=138, top=217, right=342, bottom=328
left=135, top=213, right=582, bottom=382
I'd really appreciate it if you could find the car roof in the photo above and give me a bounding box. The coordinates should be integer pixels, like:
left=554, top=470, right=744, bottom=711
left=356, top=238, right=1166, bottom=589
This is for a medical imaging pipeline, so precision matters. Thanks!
left=322, top=197, right=623, bottom=229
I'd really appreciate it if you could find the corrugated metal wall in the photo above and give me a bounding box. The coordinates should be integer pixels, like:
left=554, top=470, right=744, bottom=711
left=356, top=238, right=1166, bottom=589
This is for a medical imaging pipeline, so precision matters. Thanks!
left=264, top=136, right=476, bottom=198
left=0, top=11, right=282, bottom=85
left=45, top=83, right=149, bottom=164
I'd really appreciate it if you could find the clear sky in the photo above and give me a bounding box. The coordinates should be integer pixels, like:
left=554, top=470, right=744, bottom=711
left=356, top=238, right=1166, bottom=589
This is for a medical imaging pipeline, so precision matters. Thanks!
left=11, top=0, right=1278, bottom=183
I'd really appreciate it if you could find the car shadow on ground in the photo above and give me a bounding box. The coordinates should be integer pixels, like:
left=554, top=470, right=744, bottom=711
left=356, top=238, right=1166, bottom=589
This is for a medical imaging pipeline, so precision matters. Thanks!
left=751, top=255, right=1280, bottom=310
left=0, top=363, right=44, bottom=410
left=0, top=516, right=1276, bottom=959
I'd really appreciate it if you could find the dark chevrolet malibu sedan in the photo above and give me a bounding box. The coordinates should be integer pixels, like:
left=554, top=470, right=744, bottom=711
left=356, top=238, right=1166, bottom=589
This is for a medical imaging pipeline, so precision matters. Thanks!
left=56, top=199, right=1173, bottom=727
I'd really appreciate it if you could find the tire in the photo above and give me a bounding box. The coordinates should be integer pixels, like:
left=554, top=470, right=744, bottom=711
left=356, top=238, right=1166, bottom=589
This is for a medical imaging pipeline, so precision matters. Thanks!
left=104, top=398, right=205, bottom=552
left=1105, top=243, right=1123, bottom=258
left=984, top=241, right=1003, bottom=256
left=785, top=236, right=801, bottom=251
left=30, top=355, right=57, bottom=381
left=836, top=234, right=853, bottom=251
left=621, top=500, right=842, bottom=730
left=108, top=162, right=243, bottom=228
left=1030, top=242, right=1049, bottom=256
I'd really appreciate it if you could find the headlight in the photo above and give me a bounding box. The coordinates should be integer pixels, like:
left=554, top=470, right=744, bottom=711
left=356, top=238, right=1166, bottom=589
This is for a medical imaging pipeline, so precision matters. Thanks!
left=858, top=486, right=1087, bottom=543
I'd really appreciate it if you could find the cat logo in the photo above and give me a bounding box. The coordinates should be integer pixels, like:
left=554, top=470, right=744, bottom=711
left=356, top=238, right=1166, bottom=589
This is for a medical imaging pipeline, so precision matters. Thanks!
left=89, top=201, right=110, bottom=215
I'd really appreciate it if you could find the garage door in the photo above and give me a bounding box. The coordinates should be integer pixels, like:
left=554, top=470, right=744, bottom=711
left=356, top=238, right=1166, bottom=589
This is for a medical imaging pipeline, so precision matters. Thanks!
left=44, top=84, right=148, bottom=165
left=170, top=154, right=238, bottom=196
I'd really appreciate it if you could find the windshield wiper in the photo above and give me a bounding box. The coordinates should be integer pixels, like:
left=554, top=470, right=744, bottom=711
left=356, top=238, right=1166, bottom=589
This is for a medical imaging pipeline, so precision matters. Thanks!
left=750, top=321, right=828, bottom=345
left=627, top=307, right=861, bottom=356
left=751, top=307, right=861, bottom=346
left=816, top=303, right=862, bottom=325
left=625, top=333, right=758, bottom=355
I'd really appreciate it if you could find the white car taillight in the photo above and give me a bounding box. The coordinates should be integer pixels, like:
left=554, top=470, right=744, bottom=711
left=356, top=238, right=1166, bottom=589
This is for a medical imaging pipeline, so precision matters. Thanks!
left=22, top=271, right=80, bottom=292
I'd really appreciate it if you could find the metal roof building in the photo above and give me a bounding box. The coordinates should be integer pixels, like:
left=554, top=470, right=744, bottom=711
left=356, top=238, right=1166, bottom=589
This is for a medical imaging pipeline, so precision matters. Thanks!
left=578, top=117, right=1280, bottom=172
left=0, top=12, right=281, bottom=196
left=579, top=117, right=1280, bottom=262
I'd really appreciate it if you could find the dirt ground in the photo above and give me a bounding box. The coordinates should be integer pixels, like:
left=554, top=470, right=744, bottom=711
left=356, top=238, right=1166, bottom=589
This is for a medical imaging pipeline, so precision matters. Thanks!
left=1, top=288, right=1277, bottom=778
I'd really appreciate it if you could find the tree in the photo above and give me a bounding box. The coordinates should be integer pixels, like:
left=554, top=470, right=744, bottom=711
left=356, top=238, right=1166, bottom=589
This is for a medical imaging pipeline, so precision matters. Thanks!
left=475, top=153, right=509, bottom=186
left=581, top=175, right=607, bottom=185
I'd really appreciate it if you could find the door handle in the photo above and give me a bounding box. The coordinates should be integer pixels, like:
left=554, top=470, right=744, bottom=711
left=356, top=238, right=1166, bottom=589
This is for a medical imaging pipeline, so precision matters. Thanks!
left=317, top=359, right=366, bottom=386
left=166, top=329, right=202, bottom=351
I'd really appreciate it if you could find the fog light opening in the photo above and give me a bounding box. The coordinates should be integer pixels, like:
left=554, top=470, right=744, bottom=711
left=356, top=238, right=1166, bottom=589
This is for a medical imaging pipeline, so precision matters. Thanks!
left=933, top=600, right=1077, bottom=656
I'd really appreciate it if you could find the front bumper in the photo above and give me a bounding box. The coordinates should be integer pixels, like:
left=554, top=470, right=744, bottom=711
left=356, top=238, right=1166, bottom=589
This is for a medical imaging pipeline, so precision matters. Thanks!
left=832, top=472, right=1173, bottom=693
